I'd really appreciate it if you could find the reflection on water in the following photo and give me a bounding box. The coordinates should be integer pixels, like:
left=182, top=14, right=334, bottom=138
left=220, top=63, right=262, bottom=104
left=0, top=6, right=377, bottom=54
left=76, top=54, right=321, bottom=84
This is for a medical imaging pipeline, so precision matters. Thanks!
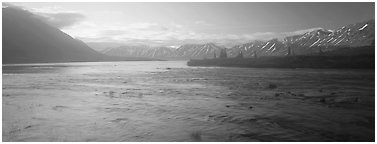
left=2, top=61, right=374, bottom=142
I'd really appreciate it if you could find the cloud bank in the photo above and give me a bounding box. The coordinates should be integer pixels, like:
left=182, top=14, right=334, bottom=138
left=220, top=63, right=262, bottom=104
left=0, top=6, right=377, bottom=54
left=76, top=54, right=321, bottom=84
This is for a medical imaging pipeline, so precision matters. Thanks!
left=3, top=3, right=86, bottom=28
left=35, top=12, right=85, bottom=28
left=29, top=6, right=86, bottom=28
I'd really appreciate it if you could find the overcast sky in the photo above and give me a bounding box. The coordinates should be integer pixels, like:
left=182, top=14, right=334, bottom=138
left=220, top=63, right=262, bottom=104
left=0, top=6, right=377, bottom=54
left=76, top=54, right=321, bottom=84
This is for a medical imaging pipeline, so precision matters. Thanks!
left=7, top=2, right=375, bottom=47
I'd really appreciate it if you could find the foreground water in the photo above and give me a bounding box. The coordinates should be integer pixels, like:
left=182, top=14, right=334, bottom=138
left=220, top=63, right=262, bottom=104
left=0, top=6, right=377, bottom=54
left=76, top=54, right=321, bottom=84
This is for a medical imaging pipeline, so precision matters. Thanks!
left=2, top=61, right=374, bottom=141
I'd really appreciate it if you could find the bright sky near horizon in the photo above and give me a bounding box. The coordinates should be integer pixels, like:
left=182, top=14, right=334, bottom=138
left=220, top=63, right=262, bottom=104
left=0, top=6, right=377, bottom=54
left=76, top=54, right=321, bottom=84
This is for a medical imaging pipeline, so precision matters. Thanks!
left=6, top=2, right=375, bottom=47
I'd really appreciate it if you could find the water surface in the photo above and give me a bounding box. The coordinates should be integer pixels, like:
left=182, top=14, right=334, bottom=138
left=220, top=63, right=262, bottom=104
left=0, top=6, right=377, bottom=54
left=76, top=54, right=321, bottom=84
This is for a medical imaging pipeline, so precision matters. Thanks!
left=3, top=61, right=374, bottom=141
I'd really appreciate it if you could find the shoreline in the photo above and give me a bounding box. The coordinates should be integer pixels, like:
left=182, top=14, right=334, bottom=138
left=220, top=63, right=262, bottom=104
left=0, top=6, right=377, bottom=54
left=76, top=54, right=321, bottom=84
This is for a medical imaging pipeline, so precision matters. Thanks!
left=187, top=55, right=374, bottom=69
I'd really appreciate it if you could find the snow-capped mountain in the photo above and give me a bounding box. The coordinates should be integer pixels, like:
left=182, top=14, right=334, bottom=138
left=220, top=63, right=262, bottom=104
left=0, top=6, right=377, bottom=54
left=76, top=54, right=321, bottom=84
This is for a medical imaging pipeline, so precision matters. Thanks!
left=228, top=39, right=287, bottom=57
left=102, top=43, right=226, bottom=59
left=176, top=43, right=225, bottom=58
left=102, top=20, right=374, bottom=59
left=101, top=45, right=177, bottom=59
left=285, top=20, right=374, bottom=48
left=228, top=19, right=374, bottom=57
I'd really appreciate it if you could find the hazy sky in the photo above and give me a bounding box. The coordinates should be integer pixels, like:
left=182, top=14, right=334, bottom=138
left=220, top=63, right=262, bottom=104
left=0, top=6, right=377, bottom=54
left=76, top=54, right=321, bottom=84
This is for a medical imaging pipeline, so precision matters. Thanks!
left=8, top=2, right=375, bottom=47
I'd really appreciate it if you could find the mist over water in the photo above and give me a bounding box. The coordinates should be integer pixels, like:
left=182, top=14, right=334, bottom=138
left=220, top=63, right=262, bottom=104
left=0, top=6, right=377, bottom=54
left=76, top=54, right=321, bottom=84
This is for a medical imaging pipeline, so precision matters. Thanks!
left=2, top=61, right=374, bottom=142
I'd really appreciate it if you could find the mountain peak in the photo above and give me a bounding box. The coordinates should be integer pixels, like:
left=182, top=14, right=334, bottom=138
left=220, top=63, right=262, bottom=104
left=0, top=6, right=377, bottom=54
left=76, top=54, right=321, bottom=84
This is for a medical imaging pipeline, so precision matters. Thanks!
left=3, top=4, right=105, bottom=63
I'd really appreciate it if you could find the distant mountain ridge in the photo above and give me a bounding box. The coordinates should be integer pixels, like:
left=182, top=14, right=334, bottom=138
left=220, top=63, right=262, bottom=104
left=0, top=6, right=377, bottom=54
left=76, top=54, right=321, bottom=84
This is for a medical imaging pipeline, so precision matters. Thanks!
left=229, top=19, right=374, bottom=57
left=102, top=19, right=374, bottom=59
left=102, top=43, right=226, bottom=60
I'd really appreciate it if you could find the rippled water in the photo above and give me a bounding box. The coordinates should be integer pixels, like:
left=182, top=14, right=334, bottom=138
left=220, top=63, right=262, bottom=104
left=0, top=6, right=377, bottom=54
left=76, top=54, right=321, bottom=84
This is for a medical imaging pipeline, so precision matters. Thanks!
left=2, top=61, right=374, bottom=141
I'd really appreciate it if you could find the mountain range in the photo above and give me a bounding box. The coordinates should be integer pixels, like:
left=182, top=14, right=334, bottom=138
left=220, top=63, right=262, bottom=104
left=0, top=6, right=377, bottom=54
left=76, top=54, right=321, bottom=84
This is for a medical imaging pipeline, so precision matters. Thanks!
left=101, top=43, right=226, bottom=60
left=102, top=19, right=374, bottom=60
left=3, top=4, right=374, bottom=63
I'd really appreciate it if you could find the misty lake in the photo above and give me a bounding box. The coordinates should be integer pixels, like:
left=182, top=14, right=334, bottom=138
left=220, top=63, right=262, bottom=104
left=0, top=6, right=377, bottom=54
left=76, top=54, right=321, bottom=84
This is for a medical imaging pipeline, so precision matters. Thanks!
left=2, top=61, right=374, bottom=142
